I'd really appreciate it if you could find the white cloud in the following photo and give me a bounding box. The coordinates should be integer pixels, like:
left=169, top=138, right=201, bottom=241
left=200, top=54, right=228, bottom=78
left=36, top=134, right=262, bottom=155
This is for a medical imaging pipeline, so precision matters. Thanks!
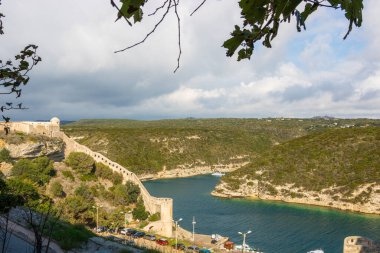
left=0, top=0, right=379, bottom=120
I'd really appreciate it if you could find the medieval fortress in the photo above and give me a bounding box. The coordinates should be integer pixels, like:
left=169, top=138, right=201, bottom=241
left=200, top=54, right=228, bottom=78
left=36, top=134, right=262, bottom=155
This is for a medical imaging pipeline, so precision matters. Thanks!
left=4, top=117, right=173, bottom=237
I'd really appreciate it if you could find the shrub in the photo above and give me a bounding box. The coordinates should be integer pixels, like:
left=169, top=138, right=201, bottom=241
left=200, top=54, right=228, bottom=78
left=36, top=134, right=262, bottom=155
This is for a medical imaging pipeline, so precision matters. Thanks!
left=148, top=212, right=161, bottom=222
left=65, top=152, right=94, bottom=175
left=74, top=183, right=94, bottom=201
left=0, top=148, right=11, bottom=163
left=61, top=170, right=75, bottom=181
left=50, top=181, right=64, bottom=198
left=12, top=157, right=55, bottom=186
left=95, top=162, right=123, bottom=185
left=132, top=198, right=149, bottom=221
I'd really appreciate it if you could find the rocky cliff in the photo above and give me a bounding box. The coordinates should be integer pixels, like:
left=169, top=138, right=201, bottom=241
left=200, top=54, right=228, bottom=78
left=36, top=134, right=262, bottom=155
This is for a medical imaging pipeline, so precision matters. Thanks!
left=0, top=134, right=64, bottom=160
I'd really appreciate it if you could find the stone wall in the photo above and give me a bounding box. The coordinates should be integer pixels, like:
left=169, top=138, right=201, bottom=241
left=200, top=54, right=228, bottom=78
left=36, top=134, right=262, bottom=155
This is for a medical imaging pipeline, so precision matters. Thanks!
left=344, top=236, right=380, bottom=253
left=6, top=119, right=173, bottom=237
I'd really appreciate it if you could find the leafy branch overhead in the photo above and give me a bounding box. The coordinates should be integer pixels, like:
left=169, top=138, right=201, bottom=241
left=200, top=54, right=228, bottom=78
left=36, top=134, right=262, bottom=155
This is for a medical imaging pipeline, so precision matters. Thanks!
left=112, top=0, right=364, bottom=67
left=0, top=0, right=41, bottom=125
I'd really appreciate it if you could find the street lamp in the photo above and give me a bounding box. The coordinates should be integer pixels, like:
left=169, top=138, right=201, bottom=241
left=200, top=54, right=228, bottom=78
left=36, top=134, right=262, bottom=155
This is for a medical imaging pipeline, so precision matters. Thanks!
left=92, top=204, right=103, bottom=233
left=192, top=216, right=196, bottom=242
left=174, top=218, right=182, bottom=251
left=238, top=230, right=251, bottom=253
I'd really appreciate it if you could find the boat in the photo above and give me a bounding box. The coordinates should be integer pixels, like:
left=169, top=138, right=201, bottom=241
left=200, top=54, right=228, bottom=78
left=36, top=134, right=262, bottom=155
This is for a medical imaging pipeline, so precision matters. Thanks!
left=234, top=244, right=263, bottom=253
left=307, top=250, right=324, bottom=253
left=211, top=172, right=225, bottom=176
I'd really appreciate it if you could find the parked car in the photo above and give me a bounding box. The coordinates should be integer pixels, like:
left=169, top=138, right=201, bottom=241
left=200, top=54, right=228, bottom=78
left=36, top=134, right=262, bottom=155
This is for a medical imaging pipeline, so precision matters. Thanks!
left=144, top=234, right=157, bottom=241
left=172, top=243, right=186, bottom=250
left=96, top=226, right=107, bottom=233
left=108, top=227, right=118, bottom=234
left=187, top=245, right=199, bottom=252
left=120, top=228, right=130, bottom=235
left=156, top=238, right=169, bottom=246
left=198, top=248, right=211, bottom=253
left=132, top=231, right=146, bottom=238
left=126, top=229, right=138, bottom=236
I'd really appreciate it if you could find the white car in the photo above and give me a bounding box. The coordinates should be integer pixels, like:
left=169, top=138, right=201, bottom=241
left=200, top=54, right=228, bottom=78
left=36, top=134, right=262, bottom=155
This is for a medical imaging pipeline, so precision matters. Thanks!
left=120, top=228, right=130, bottom=235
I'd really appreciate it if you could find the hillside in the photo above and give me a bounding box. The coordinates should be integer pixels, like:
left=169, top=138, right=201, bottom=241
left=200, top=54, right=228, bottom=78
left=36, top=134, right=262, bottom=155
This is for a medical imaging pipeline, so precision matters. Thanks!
left=62, top=118, right=379, bottom=176
left=213, top=127, right=380, bottom=214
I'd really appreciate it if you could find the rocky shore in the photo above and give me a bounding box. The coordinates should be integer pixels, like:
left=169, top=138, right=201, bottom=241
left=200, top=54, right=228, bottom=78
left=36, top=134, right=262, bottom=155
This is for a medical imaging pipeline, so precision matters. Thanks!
left=138, top=162, right=249, bottom=181
left=211, top=180, right=380, bottom=215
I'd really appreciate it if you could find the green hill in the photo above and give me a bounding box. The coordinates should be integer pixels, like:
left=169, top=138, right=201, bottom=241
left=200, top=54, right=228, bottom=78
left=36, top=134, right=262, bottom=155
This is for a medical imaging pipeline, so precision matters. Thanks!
left=62, top=118, right=379, bottom=175
left=222, top=127, right=380, bottom=198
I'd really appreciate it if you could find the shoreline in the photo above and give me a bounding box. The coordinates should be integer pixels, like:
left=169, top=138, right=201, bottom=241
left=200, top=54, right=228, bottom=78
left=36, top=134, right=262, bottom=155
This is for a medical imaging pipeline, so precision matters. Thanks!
left=210, top=190, right=380, bottom=216
left=138, top=162, right=248, bottom=181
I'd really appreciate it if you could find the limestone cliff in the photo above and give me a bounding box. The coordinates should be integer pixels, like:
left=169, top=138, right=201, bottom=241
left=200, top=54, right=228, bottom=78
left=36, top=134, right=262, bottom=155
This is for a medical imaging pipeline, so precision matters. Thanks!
left=212, top=178, right=380, bottom=215
left=0, top=134, right=64, bottom=160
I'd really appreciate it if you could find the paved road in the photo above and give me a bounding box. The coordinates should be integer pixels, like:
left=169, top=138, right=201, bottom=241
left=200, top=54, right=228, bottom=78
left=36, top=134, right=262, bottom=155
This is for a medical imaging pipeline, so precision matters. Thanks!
left=1, top=218, right=63, bottom=253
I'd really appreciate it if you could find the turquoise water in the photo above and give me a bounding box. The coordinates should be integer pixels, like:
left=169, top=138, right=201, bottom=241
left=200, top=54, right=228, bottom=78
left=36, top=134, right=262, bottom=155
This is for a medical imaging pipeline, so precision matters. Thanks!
left=143, top=175, right=380, bottom=253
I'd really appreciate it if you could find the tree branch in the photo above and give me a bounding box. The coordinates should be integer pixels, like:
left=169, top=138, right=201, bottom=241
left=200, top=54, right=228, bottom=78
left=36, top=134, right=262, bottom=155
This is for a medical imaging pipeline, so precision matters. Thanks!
left=114, top=0, right=173, bottom=53
left=190, top=0, right=207, bottom=16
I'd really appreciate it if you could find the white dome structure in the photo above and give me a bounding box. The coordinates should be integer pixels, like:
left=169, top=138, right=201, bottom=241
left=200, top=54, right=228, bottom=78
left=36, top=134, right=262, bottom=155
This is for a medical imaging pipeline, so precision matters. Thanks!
left=50, top=117, right=60, bottom=126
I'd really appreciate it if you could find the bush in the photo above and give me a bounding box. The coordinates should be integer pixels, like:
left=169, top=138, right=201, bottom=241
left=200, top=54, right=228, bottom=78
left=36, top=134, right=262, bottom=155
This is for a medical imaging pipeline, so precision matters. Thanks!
left=61, top=170, right=75, bottom=181
left=95, top=162, right=123, bottom=185
left=12, top=157, right=55, bottom=186
left=132, top=198, right=149, bottom=221
left=65, top=152, right=94, bottom=175
left=148, top=212, right=160, bottom=222
left=0, top=148, right=11, bottom=163
left=50, top=181, right=64, bottom=198
left=74, top=183, right=94, bottom=201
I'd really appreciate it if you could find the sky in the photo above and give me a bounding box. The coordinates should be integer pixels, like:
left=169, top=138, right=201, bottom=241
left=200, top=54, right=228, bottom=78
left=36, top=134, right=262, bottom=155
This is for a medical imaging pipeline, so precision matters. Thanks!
left=1, top=0, right=379, bottom=121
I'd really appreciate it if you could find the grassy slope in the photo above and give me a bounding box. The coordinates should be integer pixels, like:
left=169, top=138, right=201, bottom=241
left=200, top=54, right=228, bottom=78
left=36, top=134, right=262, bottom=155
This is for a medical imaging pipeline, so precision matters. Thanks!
left=63, top=118, right=379, bottom=175
left=223, top=127, right=380, bottom=195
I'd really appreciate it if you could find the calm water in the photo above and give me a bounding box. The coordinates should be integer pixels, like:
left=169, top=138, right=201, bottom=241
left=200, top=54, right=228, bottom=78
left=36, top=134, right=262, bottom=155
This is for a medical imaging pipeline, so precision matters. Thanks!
left=143, top=175, right=380, bottom=253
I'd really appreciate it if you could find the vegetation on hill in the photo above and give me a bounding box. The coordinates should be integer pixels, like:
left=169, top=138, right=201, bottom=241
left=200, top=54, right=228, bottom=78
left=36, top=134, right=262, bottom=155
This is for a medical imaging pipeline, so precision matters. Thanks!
left=0, top=148, right=155, bottom=251
left=62, top=118, right=379, bottom=175
left=222, top=127, right=380, bottom=199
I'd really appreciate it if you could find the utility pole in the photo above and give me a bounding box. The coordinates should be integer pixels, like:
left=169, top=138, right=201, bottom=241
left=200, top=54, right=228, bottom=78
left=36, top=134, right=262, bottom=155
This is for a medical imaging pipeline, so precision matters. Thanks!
left=93, top=205, right=103, bottom=233
left=174, top=218, right=182, bottom=252
left=238, top=230, right=251, bottom=253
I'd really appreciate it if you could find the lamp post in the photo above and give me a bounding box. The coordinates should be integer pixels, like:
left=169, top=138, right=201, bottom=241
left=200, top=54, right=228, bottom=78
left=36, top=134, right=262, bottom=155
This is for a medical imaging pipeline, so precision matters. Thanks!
left=238, top=230, right=251, bottom=253
left=120, top=211, right=128, bottom=244
left=92, top=205, right=103, bottom=233
left=192, top=216, right=196, bottom=242
left=174, top=218, right=182, bottom=251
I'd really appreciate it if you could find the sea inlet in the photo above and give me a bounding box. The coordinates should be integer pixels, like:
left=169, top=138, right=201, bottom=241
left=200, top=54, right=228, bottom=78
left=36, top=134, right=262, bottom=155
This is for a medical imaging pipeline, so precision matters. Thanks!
left=143, top=175, right=380, bottom=253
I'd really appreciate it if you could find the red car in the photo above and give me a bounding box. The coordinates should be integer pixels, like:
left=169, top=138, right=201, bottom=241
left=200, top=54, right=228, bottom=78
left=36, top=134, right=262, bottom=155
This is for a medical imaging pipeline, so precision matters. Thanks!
left=156, top=238, right=169, bottom=246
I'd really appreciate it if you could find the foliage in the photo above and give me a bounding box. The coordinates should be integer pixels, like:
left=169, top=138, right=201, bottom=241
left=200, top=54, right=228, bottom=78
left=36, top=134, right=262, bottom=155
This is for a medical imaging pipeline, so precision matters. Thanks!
left=11, top=157, right=55, bottom=186
left=222, top=0, right=363, bottom=60
left=63, top=118, right=380, bottom=175
left=65, top=152, right=95, bottom=175
left=50, top=181, right=64, bottom=198
left=60, top=195, right=94, bottom=224
left=110, top=0, right=364, bottom=69
left=109, top=181, right=140, bottom=205
left=74, top=183, right=94, bottom=202
left=61, top=170, right=75, bottom=181
left=148, top=212, right=161, bottom=222
left=224, top=127, right=380, bottom=198
left=0, top=148, right=11, bottom=163
left=95, top=162, right=123, bottom=185
left=132, top=198, right=149, bottom=221
left=51, top=222, right=94, bottom=250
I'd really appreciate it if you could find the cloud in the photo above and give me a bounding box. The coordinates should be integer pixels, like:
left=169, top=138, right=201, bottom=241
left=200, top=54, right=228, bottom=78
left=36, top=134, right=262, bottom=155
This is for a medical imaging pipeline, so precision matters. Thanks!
left=0, top=0, right=379, bottom=120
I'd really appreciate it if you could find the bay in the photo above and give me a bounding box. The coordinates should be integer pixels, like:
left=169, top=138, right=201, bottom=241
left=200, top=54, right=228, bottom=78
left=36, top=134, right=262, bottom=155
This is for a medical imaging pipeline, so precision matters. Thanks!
left=143, top=175, right=380, bottom=253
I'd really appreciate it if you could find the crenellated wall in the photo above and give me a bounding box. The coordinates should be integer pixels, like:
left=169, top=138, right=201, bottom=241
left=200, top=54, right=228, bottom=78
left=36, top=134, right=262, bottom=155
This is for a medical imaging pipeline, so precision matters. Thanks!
left=5, top=118, right=173, bottom=237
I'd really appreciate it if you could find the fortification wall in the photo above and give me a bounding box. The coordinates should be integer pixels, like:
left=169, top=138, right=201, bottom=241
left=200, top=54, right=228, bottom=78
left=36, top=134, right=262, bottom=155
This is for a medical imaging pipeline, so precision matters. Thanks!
left=6, top=119, right=173, bottom=237
left=344, top=236, right=380, bottom=253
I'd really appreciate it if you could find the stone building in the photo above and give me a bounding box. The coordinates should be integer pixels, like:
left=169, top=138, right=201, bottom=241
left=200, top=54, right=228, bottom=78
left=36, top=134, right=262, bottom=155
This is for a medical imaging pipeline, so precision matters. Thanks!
left=344, top=236, right=380, bottom=253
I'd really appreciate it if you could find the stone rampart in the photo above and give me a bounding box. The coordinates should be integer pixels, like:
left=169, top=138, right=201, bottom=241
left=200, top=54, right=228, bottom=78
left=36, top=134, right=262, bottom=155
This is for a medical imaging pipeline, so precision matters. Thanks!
left=5, top=118, right=173, bottom=237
